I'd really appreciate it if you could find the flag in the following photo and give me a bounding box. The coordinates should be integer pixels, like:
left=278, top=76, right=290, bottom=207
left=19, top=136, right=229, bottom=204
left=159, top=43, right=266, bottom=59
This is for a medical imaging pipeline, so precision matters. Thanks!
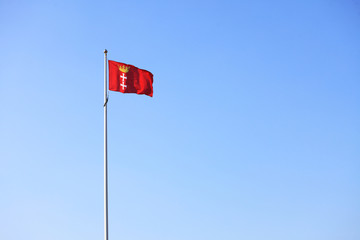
left=108, top=60, right=153, bottom=97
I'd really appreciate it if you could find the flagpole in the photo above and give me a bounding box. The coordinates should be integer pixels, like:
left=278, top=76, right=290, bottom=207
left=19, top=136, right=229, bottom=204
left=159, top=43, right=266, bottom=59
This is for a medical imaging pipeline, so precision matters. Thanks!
left=104, top=49, right=109, bottom=240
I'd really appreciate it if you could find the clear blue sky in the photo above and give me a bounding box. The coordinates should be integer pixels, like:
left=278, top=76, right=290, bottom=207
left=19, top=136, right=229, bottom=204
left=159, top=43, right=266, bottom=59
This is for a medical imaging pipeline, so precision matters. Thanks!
left=1, top=0, right=359, bottom=239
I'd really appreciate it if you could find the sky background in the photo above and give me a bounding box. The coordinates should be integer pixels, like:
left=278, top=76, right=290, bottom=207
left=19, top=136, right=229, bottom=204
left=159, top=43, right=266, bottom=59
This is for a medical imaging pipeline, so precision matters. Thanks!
left=1, top=0, right=360, bottom=239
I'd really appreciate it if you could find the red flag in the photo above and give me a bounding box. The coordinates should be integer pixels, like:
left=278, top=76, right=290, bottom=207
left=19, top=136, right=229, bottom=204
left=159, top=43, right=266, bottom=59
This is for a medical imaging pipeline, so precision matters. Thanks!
left=108, top=60, right=153, bottom=97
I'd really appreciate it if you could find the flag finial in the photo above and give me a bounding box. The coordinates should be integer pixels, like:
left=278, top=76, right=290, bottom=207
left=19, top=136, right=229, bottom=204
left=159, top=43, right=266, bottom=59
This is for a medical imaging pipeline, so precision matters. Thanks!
left=104, top=49, right=108, bottom=53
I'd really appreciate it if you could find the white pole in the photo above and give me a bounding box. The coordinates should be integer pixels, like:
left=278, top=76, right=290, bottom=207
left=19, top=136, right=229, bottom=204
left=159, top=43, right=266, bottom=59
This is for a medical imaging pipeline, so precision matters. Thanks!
left=104, top=49, right=109, bottom=240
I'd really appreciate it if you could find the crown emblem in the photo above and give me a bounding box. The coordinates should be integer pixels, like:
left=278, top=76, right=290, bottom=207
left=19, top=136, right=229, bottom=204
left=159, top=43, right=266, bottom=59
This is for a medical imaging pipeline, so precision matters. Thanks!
left=119, top=65, right=130, bottom=73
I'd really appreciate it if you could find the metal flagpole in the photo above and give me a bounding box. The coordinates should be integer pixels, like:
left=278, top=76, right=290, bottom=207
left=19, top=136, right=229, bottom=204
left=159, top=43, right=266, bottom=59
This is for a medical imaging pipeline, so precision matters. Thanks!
left=104, top=49, right=109, bottom=240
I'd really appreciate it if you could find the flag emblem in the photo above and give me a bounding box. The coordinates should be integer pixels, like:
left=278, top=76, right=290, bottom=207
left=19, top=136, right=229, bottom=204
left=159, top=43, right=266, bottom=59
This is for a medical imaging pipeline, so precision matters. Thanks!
left=118, top=65, right=130, bottom=73
left=118, top=65, right=130, bottom=90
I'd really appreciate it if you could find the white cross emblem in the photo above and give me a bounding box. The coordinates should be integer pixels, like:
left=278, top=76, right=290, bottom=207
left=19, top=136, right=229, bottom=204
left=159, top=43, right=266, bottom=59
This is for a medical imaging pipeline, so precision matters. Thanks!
left=120, top=73, right=127, bottom=90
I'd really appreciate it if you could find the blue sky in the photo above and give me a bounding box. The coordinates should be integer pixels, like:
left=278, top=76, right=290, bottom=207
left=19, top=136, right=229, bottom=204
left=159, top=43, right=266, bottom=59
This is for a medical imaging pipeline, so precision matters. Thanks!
left=1, top=0, right=359, bottom=239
